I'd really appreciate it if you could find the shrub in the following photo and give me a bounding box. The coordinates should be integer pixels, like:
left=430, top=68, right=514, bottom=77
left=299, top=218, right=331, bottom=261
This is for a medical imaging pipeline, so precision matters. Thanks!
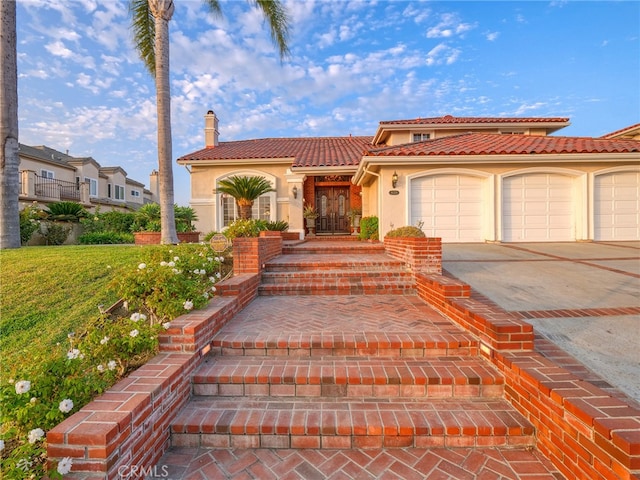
left=223, top=219, right=266, bottom=238
left=0, top=316, right=162, bottom=478
left=39, top=223, right=70, bottom=246
left=265, top=220, right=289, bottom=231
left=131, top=203, right=161, bottom=232
left=81, top=209, right=137, bottom=235
left=359, top=216, right=379, bottom=241
left=131, top=203, right=197, bottom=233
left=175, top=206, right=198, bottom=232
left=43, top=202, right=88, bottom=222
left=385, top=226, right=426, bottom=238
left=78, top=232, right=135, bottom=244
left=111, top=244, right=227, bottom=324
left=19, top=204, right=44, bottom=245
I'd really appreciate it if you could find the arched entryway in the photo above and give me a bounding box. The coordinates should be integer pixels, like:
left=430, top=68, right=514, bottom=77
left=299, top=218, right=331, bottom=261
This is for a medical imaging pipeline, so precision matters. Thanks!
left=304, top=175, right=360, bottom=235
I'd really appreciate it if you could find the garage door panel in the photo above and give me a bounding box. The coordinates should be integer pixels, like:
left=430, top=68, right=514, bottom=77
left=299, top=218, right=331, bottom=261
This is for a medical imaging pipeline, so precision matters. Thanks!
left=435, top=203, right=457, bottom=214
left=459, top=189, right=481, bottom=200
left=594, top=171, right=640, bottom=241
left=503, top=173, right=574, bottom=242
left=411, top=174, right=484, bottom=242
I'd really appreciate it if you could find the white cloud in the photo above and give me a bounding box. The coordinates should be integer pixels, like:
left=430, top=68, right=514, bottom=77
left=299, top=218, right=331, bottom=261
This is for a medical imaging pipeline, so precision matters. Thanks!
left=425, top=43, right=461, bottom=66
left=403, top=4, right=431, bottom=24
left=486, top=32, right=499, bottom=42
left=426, top=13, right=475, bottom=39
left=514, top=102, right=547, bottom=115
left=45, top=40, right=74, bottom=59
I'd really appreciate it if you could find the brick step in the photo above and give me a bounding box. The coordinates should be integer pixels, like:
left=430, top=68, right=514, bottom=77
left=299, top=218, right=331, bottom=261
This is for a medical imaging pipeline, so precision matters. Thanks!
left=264, top=254, right=404, bottom=272
left=258, top=280, right=416, bottom=296
left=261, top=270, right=413, bottom=283
left=211, top=332, right=478, bottom=358
left=192, top=356, right=504, bottom=398
left=170, top=397, right=535, bottom=450
left=282, top=243, right=384, bottom=255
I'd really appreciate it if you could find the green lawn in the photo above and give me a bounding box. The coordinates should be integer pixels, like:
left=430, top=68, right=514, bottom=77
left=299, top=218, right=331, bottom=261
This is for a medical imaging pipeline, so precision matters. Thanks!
left=0, top=245, right=147, bottom=374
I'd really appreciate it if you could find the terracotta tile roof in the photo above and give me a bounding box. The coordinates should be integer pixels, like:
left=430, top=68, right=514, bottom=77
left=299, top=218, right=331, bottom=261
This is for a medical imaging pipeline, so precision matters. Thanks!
left=178, top=136, right=373, bottom=168
left=364, top=133, right=640, bottom=157
left=378, top=115, right=570, bottom=125
left=600, top=123, right=640, bottom=139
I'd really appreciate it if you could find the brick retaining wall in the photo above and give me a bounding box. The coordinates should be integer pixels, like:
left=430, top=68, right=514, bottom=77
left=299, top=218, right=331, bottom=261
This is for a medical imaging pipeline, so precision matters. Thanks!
left=411, top=264, right=639, bottom=480
left=383, top=236, right=442, bottom=274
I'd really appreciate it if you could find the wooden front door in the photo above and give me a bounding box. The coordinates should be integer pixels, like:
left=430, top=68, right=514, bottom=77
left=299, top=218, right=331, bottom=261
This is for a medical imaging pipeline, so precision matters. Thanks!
left=316, top=187, right=350, bottom=234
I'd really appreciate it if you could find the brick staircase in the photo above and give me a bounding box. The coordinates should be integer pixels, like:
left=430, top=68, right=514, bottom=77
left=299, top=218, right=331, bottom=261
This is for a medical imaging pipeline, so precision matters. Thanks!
left=259, top=241, right=416, bottom=296
left=170, top=241, right=537, bottom=455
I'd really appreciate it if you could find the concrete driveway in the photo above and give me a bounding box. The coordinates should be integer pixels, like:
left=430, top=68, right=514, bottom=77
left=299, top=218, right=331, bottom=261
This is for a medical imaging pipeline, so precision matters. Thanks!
left=442, top=241, right=640, bottom=404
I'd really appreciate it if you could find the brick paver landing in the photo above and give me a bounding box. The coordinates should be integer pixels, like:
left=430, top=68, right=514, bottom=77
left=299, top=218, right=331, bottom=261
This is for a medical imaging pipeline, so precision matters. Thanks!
left=158, top=447, right=562, bottom=479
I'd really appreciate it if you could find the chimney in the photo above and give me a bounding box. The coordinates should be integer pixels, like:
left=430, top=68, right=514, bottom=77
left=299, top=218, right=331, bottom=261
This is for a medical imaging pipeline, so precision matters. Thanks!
left=204, top=110, right=219, bottom=147
left=149, top=170, right=159, bottom=202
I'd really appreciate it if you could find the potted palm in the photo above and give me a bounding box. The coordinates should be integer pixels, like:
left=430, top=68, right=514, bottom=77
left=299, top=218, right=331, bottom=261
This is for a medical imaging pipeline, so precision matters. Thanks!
left=303, top=203, right=319, bottom=235
left=215, top=175, right=275, bottom=220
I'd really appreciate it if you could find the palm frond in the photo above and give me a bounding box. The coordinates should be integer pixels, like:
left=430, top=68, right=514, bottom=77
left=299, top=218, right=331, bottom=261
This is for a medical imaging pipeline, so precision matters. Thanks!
left=129, top=0, right=156, bottom=76
left=253, top=0, right=291, bottom=59
left=202, top=0, right=223, bottom=18
left=215, top=175, right=275, bottom=203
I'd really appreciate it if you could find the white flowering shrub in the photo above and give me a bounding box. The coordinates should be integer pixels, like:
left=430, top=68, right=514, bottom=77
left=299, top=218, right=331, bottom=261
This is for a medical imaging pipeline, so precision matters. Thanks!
left=0, top=314, right=164, bottom=478
left=0, top=244, right=231, bottom=478
left=111, top=244, right=228, bottom=324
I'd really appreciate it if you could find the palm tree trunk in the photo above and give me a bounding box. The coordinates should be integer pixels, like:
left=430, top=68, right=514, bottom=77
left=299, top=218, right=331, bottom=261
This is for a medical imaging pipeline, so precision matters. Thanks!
left=149, top=0, right=179, bottom=244
left=0, top=1, right=21, bottom=249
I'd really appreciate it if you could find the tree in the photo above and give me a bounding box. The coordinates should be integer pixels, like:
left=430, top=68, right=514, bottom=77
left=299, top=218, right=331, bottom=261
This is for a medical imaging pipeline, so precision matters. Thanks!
left=215, top=175, right=275, bottom=219
left=129, top=0, right=290, bottom=244
left=0, top=1, right=21, bottom=249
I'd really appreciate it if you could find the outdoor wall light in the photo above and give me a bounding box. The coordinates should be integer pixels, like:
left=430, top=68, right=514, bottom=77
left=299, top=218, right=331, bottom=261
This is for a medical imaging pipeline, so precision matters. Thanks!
left=392, top=171, right=399, bottom=189
left=292, top=185, right=298, bottom=199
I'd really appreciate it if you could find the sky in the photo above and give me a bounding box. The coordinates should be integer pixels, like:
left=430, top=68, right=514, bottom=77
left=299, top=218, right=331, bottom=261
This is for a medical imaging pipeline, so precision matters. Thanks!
left=15, top=0, right=640, bottom=206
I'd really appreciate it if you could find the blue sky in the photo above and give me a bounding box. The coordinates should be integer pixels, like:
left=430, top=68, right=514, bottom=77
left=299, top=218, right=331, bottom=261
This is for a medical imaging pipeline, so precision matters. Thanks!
left=16, top=0, right=640, bottom=205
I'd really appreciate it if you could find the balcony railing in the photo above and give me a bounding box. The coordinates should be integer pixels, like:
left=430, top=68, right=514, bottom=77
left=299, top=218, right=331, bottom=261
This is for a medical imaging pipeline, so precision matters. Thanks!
left=34, top=174, right=81, bottom=201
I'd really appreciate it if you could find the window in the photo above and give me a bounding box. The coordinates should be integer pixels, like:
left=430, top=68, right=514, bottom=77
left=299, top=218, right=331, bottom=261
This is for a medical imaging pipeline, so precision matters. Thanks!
left=500, top=131, right=525, bottom=135
left=107, top=184, right=112, bottom=198
left=412, top=133, right=431, bottom=142
left=84, top=177, right=98, bottom=197
left=115, top=185, right=125, bottom=200
left=222, top=194, right=271, bottom=227
left=40, top=169, right=54, bottom=179
left=131, top=190, right=140, bottom=198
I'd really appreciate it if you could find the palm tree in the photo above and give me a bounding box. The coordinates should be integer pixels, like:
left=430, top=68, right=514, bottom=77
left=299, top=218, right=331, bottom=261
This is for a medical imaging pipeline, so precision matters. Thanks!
left=0, top=1, right=21, bottom=249
left=215, top=175, right=274, bottom=220
left=129, top=0, right=290, bottom=244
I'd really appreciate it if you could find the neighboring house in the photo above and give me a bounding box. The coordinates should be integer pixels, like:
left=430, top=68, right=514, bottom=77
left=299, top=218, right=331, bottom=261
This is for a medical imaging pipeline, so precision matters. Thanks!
left=18, top=144, right=155, bottom=212
left=177, top=112, right=640, bottom=242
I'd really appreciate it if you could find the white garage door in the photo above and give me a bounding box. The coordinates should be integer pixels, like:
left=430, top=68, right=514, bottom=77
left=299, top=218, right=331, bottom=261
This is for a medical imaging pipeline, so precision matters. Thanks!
left=411, top=174, right=483, bottom=242
left=503, top=173, right=574, bottom=242
left=594, top=171, right=640, bottom=241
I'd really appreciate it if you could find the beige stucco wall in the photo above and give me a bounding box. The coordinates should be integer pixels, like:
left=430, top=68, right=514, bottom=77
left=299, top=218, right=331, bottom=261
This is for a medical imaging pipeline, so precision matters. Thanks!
left=360, top=159, right=639, bottom=241
left=188, top=162, right=295, bottom=234
left=385, top=127, right=551, bottom=146
left=19, top=158, right=75, bottom=182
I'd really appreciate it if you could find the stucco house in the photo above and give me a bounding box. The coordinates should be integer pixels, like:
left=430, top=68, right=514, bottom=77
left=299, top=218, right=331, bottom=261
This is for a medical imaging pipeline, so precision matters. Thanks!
left=18, top=144, right=155, bottom=212
left=177, top=112, right=640, bottom=242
